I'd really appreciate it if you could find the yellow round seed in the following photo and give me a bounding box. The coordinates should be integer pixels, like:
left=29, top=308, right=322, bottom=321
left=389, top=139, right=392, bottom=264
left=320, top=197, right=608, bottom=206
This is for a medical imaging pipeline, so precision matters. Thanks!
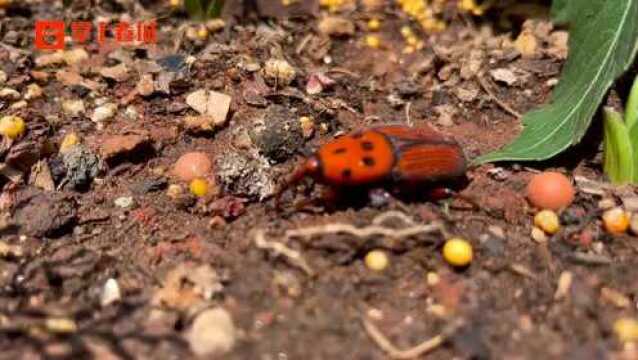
left=365, top=250, right=389, bottom=271
left=365, top=35, right=381, bottom=48
left=602, top=207, right=630, bottom=234
left=442, top=238, right=473, bottom=267
left=400, top=26, right=413, bottom=38
left=534, top=210, right=560, bottom=234
left=367, top=18, right=381, bottom=31
left=197, top=27, right=209, bottom=40
left=0, top=115, right=25, bottom=139
left=614, top=317, right=638, bottom=343
left=189, top=178, right=209, bottom=197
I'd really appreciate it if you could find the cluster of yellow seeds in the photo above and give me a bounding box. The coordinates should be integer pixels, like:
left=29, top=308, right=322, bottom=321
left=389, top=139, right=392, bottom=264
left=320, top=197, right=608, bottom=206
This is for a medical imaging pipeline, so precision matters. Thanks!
left=319, top=0, right=353, bottom=13
left=457, top=0, right=493, bottom=16
left=396, top=0, right=447, bottom=33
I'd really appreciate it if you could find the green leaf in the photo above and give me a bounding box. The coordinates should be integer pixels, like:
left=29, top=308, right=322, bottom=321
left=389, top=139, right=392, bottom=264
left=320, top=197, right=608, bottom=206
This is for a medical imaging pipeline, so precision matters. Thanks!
left=603, top=107, right=634, bottom=184
left=474, top=0, right=638, bottom=164
left=206, top=0, right=225, bottom=19
left=626, top=75, right=638, bottom=129
left=549, top=0, right=571, bottom=24
left=184, top=0, right=205, bottom=20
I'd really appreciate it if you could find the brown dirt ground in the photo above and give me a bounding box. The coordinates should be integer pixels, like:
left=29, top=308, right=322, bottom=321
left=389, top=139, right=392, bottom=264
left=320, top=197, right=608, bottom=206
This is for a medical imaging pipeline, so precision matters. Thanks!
left=0, top=1, right=637, bottom=359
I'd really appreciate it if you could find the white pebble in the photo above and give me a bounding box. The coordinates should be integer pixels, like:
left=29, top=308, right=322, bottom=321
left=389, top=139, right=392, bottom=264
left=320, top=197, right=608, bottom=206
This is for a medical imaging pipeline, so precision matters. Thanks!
left=100, top=278, right=121, bottom=307
left=187, top=308, right=236, bottom=357
left=114, top=196, right=134, bottom=209
left=91, top=103, right=118, bottom=123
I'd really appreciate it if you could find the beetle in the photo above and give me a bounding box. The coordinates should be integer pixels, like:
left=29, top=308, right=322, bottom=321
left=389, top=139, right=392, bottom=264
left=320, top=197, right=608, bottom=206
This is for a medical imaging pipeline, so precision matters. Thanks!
left=275, top=124, right=467, bottom=207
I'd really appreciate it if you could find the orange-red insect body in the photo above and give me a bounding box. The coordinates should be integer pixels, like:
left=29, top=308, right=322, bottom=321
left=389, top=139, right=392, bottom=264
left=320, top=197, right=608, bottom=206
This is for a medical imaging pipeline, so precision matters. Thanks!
left=283, top=124, right=466, bottom=196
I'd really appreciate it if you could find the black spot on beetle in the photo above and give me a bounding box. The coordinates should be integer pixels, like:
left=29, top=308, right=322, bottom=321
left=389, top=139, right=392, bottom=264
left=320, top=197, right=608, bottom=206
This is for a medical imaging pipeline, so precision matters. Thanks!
left=361, top=141, right=374, bottom=151
left=351, top=132, right=363, bottom=139
left=362, top=157, right=375, bottom=167
left=342, top=169, right=352, bottom=179
left=333, top=148, right=347, bottom=154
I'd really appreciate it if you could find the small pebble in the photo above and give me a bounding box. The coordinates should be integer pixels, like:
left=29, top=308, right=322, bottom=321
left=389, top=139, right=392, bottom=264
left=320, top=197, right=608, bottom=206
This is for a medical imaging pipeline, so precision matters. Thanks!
left=262, top=58, right=296, bottom=86
left=63, top=48, right=89, bottom=66
left=24, top=84, right=43, bottom=100
left=426, top=271, right=440, bottom=286
left=167, top=184, right=183, bottom=199
left=91, top=103, right=118, bottom=123
left=0, top=87, right=20, bottom=100
left=0, top=70, right=6, bottom=85
left=598, top=198, right=616, bottom=209
left=187, top=308, right=236, bottom=357
left=299, top=116, right=315, bottom=138
left=530, top=226, right=547, bottom=243
left=100, top=278, right=121, bottom=307
left=114, top=196, right=134, bottom=209
left=10, top=100, right=27, bottom=110
left=62, top=99, right=86, bottom=117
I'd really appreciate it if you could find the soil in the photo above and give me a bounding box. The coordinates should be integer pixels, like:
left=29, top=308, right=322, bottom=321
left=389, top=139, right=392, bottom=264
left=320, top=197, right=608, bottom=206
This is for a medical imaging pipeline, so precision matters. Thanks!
left=0, top=1, right=637, bottom=359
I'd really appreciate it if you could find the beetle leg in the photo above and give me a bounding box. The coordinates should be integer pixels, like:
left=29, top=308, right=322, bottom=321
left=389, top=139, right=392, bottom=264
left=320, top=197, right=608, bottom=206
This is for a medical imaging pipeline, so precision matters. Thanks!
left=273, top=161, right=310, bottom=210
left=427, top=187, right=479, bottom=210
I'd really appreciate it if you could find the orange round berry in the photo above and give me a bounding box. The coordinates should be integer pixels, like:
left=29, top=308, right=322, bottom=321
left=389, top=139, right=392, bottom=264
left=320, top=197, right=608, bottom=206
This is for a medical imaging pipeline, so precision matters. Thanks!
left=527, top=172, right=575, bottom=210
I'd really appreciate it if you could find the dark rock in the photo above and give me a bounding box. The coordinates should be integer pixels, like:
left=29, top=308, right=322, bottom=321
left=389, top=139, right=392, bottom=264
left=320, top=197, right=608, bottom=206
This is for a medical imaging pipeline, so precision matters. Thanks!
left=250, top=105, right=303, bottom=163
left=60, top=145, right=103, bottom=190
left=13, top=190, right=77, bottom=237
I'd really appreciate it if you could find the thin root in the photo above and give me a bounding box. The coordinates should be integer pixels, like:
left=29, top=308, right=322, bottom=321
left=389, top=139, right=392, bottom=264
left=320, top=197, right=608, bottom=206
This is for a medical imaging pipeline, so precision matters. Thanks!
left=363, top=317, right=464, bottom=359
left=254, top=230, right=314, bottom=275
left=285, top=222, right=443, bottom=242
left=285, top=211, right=448, bottom=245
left=255, top=211, right=446, bottom=275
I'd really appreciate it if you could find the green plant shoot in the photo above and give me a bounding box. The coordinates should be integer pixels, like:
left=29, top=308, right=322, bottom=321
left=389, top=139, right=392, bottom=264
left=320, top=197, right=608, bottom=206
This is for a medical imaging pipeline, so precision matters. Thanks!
left=184, top=0, right=225, bottom=21
left=603, top=75, right=638, bottom=184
